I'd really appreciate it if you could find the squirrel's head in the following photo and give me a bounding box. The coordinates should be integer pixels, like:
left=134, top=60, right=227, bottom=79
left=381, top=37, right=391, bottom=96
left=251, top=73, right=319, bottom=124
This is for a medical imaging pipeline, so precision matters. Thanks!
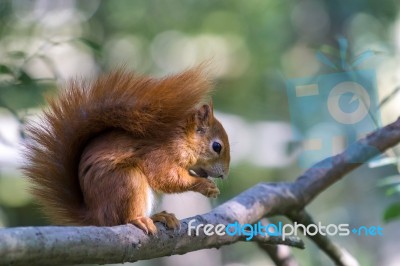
left=187, top=103, right=230, bottom=180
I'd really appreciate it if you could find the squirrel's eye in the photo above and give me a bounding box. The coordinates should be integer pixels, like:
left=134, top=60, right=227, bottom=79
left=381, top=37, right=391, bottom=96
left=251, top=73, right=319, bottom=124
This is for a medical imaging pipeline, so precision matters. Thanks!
left=212, top=141, right=222, bottom=154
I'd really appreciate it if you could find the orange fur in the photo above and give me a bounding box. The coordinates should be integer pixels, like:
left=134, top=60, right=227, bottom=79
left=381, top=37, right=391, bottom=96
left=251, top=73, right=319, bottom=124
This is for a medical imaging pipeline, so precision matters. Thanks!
left=23, top=66, right=230, bottom=230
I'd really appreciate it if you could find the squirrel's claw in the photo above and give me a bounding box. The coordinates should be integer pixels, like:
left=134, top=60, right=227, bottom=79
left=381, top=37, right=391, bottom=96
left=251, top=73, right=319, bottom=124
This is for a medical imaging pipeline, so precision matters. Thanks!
left=195, top=179, right=220, bottom=198
left=129, top=216, right=157, bottom=235
left=151, top=211, right=181, bottom=230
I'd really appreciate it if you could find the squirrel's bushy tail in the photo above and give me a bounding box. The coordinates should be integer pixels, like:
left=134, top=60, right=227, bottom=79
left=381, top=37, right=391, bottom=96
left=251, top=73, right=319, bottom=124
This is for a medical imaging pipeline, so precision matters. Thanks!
left=23, top=66, right=212, bottom=224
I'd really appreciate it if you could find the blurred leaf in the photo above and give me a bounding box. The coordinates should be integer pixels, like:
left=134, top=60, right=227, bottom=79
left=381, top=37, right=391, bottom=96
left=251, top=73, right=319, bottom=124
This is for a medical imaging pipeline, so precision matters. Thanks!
left=0, top=64, right=13, bottom=75
left=377, top=175, right=400, bottom=187
left=369, top=156, right=397, bottom=168
left=351, top=50, right=375, bottom=68
left=7, top=51, right=26, bottom=59
left=384, top=202, right=400, bottom=222
left=0, top=176, right=32, bottom=207
left=385, top=184, right=400, bottom=196
left=319, top=45, right=339, bottom=57
left=76, top=38, right=102, bottom=53
left=0, top=82, right=55, bottom=109
left=18, top=70, right=34, bottom=84
left=338, top=37, right=348, bottom=68
left=316, top=51, right=338, bottom=70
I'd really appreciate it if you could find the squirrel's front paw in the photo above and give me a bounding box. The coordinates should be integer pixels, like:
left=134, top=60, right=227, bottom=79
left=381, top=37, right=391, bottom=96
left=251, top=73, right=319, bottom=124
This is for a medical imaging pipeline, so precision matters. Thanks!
left=195, top=179, right=220, bottom=198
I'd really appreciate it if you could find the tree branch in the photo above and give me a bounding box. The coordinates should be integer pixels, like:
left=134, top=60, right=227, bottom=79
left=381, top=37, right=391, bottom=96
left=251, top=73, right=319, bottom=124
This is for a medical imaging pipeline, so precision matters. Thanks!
left=291, top=117, right=400, bottom=208
left=258, top=244, right=299, bottom=266
left=288, top=210, right=359, bottom=266
left=0, top=118, right=399, bottom=265
left=256, top=218, right=300, bottom=266
left=0, top=216, right=303, bottom=266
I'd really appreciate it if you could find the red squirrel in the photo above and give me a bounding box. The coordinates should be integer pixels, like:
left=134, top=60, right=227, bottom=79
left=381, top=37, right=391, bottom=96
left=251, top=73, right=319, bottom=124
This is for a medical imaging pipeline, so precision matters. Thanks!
left=23, top=66, right=230, bottom=234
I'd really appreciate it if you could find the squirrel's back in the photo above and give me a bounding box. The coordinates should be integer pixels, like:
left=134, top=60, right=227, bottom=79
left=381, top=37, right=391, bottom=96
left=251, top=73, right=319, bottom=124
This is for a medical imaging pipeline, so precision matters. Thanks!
left=23, top=66, right=212, bottom=224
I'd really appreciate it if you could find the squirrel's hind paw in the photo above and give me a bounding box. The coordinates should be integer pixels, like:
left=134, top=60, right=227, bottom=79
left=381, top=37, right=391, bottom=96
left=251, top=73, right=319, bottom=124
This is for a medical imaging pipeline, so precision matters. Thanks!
left=129, top=217, right=157, bottom=235
left=151, top=211, right=180, bottom=230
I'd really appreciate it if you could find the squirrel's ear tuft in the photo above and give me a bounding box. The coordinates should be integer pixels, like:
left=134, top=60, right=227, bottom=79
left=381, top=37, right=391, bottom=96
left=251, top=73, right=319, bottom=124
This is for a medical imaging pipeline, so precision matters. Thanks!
left=196, top=104, right=213, bottom=128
